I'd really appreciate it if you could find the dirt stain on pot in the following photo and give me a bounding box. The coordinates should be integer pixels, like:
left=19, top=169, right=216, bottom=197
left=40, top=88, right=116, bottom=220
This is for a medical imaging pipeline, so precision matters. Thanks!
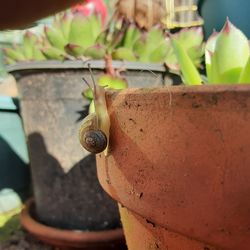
left=129, top=118, right=136, bottom=125
left=138, top=192, right=143, bottom=198
left=192, top=102, right=202, bottom=108
left=155, top=242, right=160, bottom=249
left=124, top=100, right=131, bottom=109
left=146, top=219, right=156, bottom=228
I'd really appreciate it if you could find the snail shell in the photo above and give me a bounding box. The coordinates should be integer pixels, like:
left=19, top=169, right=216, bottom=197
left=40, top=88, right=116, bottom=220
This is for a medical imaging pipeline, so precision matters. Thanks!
left=79, top=113, right=107, bottom=154
left=80, top=129, right=107, bottom=154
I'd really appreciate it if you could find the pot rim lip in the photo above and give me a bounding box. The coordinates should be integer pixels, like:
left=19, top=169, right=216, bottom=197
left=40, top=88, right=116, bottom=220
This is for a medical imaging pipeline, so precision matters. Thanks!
left=20, top=198, right=124, bottom=245
left=106, top=83, right=250, bottom=96
left=6, top=60, right=166, bottom=73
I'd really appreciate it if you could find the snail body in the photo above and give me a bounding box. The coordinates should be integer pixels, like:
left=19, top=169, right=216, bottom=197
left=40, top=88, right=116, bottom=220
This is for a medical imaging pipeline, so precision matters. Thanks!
left=79, top=63, right=110, bottom=155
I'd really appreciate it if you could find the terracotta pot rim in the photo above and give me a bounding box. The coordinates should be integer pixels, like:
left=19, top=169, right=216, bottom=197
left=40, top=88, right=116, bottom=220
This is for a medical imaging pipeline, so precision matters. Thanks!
left=20, top=199, right=124, bottom=247
left=107, top=83, right=250, bottom=95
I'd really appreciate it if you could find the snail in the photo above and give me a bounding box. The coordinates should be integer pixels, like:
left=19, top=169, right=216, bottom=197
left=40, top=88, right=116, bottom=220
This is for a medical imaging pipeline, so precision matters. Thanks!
left=79, top=112, right=108, bottom=154
left=79, top=64, right=110, bottom=155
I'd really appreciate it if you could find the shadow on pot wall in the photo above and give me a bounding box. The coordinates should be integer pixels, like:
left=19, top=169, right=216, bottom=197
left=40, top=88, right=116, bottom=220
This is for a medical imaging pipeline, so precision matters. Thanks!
left=0, top=136, right=30, bottom=201
left=28, top=132, right=121, bottom=231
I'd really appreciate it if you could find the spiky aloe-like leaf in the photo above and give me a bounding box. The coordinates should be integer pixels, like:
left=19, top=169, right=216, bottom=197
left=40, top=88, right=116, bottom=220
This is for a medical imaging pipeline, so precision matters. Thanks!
left=172, top=39, right=202, bottom=85
left=165, top=27, right=205, bottom=72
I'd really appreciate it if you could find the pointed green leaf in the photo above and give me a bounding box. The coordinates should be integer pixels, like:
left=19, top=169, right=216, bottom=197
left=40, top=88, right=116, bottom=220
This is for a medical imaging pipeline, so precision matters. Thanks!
left=65, top=43, right=85, bottom=57
left=219, top=67, right=243, bottom=83
left=84, top=44, right=106, bottom=59
left=172, top=39, right=202, bottom=85
left=208, top=52, right=221, bottom=84
left=44, top=26, right=68, bottom=51
left=238, top=57, right=250, bottom=83
left=23, top=31, right=38, bottom=60
left=214, top=19, right=250, bottom=77
left=41, top=47, right=66, bottom=60
left=69, top=14, right=101, bottom=49
left=3, top=47, right=25, bottom=62
left=98, top=74, right=128, bottom=89
left=123, top=25, right=141, bottom=49
left=149, top=42, right=168, bottom=63
left=83, top=88, right=93, bottom=100
left=88, top=100, right=95, bottom=114
left=112, top=47, right=137, bottom=61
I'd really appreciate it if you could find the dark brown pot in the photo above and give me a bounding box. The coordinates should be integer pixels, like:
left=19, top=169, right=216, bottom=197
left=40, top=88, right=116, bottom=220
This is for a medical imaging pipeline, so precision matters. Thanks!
left=21, top=199, right=126, bottom=250
left=96, top=85, right=250, bottom=250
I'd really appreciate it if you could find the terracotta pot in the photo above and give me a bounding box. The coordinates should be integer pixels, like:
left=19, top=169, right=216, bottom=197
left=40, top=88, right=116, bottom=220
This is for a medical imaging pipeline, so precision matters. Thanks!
left=21, top=199, right=127, bottom=250
left=96, top=85, right=250, bottom=250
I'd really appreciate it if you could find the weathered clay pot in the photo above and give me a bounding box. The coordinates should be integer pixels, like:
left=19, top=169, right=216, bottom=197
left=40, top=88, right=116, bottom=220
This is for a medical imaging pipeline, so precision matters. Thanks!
left=21, top=199, right=126, bottom=250
left=8, top=60, right=124, bottom=231
left=96, top=85, right=250, bottom=250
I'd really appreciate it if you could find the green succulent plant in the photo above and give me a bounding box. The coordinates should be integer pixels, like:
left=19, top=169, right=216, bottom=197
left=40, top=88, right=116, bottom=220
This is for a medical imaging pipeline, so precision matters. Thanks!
left=3, top=12, right=103, bottom=63
left=3, top=8, right=205, bottom=79
left=133, top=27, right=168, bottom=63
left=165, top=27, right=205, bottom=72
left=3, top=31, right=46, bottom=63
left=173, top=19, right=250, bottom=85
left=110, top=24, right=204, bottom=67
left=111, top=24, right=140, bottom=61
left=83, top=73, right=128, bottom=113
